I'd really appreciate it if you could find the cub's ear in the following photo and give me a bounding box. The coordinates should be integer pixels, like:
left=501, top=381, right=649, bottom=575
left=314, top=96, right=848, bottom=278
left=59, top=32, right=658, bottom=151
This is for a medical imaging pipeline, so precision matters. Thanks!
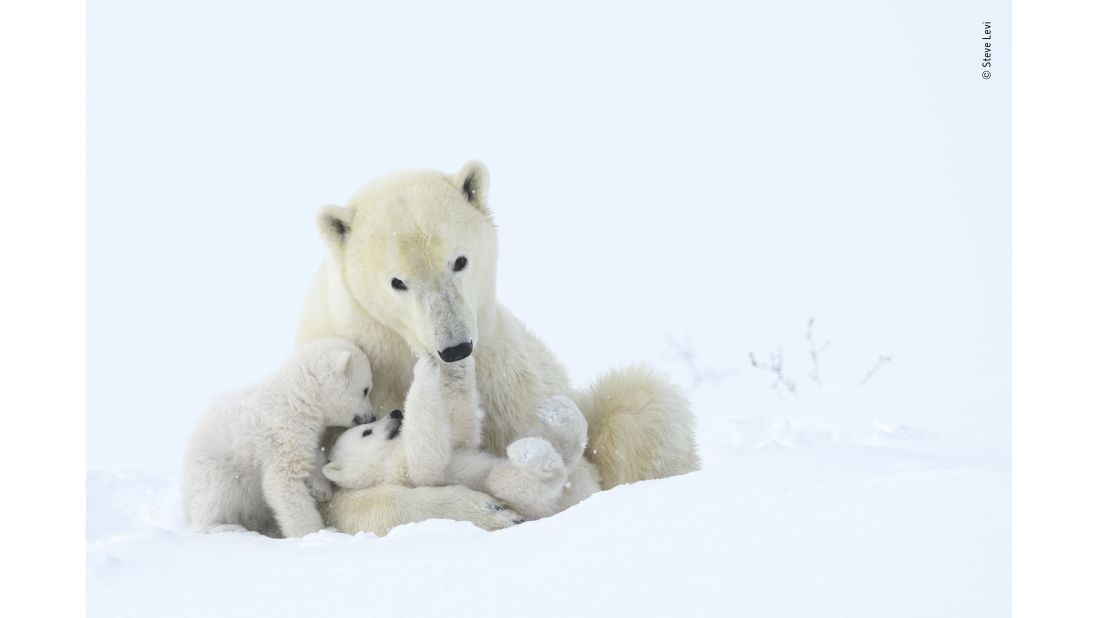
left=450, top=160, right=490, bottom=213
left=322, top=462, right=344, bottom=484
left=333, top=350, right=352, bottom=375
left=317, top=205, right=352, bottom=257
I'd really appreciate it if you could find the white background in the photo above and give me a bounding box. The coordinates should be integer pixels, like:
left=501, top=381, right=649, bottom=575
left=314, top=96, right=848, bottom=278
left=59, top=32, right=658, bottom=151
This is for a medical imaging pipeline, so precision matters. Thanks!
left=88, top=0, right=1009, bottom=472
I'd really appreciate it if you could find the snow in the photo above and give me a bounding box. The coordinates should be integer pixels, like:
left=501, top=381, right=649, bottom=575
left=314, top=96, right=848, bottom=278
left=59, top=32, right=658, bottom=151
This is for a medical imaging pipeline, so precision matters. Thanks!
left=88, top=377, right=1009, bottom=617
left=87, top=0, right=1010, bottom=615
left=88, top=450, right=1007, bottom=617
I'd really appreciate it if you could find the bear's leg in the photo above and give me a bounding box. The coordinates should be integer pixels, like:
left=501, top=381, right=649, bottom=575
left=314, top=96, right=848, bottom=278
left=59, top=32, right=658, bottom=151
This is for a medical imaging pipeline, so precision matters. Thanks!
left=531, top=396, right=589, bottom=465
left=575, top=365, right=700, bottom=489
left=261, top=467, right=324, bottom=538
left=326, top=484, right=523, bottom=536
left=486, top=437, right=568, bottom=520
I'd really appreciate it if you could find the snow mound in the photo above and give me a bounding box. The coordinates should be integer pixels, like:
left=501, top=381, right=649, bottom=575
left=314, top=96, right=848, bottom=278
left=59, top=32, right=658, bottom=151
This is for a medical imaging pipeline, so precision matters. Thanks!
left=88, top=413, right=1008, bottom=618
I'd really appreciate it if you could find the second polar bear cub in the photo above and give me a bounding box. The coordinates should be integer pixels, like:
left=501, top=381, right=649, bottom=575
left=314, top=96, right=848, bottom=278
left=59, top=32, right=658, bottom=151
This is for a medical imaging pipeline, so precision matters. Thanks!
left=324, top=356, right=601, bottom=521
left=182, top=338, right=374, bottom=538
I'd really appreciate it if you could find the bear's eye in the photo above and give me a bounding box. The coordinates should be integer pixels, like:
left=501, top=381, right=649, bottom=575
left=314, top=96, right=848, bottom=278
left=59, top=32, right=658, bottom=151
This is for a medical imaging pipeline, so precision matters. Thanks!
left=363, top=387, right=369, bottom=398
left=453, top=256, right=468, bottom=272
left=391, top=277, right=407, bottom=291
left=361, top=428, right=373, bottom=437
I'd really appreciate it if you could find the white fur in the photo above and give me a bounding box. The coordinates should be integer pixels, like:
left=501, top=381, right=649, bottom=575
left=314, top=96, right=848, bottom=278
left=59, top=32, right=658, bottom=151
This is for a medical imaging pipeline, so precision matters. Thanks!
left=322, top=485, right=521, bottom=537
left=298, top=161, right=699, bottom=533
left=181, top=338, right=374, bottom=538
left=323, top=357, right=598, bottom=522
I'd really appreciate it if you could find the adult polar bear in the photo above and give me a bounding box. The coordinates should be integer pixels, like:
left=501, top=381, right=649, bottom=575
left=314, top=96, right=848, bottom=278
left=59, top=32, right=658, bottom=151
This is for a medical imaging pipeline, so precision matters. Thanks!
left=297, top=161, right=698, bottom=534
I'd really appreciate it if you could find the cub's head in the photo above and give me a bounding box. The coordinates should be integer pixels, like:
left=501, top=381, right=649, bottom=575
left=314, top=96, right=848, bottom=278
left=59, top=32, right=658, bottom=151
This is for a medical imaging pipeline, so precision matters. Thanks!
left=322, top=409, right=404, bottom=489
left=317, top=161, right=498, bottom=363
left=295, top=338, right=375, bottom=427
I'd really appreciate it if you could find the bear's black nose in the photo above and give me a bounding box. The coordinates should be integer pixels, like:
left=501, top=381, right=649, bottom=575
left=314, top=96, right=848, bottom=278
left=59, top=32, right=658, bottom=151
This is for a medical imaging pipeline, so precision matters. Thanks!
left=438, top=341, right=473, bottom=363
left=390, top=409, right=403, bottom=420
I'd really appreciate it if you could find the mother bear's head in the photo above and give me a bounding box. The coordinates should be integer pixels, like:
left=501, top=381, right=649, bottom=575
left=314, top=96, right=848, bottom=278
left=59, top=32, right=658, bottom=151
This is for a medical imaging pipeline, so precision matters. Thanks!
left=317, top=161, right=498, bottom=363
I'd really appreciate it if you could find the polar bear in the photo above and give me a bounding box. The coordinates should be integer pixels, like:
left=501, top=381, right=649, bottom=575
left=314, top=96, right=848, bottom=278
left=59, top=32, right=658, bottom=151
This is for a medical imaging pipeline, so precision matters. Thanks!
left=297, top=161, right=698, bottom=534
left=182, top=338, right=375, bottom=538
left=323, top=356, right=600, bottom=522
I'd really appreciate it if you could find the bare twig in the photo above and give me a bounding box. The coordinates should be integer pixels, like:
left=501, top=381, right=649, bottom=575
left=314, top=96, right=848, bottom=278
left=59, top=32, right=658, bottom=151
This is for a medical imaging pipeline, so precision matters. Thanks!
left=860, top=355, right=894, bottom=385
left=805, top=317, right=831, bottom=386
left=748, top=349, right=798, bottom=397
left=663, top=335, right=736, bottom=389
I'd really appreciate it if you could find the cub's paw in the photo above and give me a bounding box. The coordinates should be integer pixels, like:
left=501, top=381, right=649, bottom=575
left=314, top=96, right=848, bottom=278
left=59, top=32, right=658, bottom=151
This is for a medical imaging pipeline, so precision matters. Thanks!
left=534, top=396, right=588, bottom=463
left=412, top=354, right=442, bottom=384
left=506, top=437, right=565, bottom=477
left=306, top=474, right=335, bottom=502
left=537, top=394, right=581, bottom=420
left=406, top=355, right=443, bottom=408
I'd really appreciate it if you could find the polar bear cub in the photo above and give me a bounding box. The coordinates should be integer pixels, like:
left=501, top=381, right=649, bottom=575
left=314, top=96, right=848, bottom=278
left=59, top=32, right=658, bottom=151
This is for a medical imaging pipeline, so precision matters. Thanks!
left=323, top=356, right=600, bottom=521
left=182, top=338, right=374, bottom=538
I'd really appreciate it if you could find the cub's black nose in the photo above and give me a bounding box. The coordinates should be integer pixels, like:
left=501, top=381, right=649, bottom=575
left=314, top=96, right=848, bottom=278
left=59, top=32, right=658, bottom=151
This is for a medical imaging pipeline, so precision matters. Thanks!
left=386, top=410, right=404, bottom=440
left=438, top=341, right=473, bottom=363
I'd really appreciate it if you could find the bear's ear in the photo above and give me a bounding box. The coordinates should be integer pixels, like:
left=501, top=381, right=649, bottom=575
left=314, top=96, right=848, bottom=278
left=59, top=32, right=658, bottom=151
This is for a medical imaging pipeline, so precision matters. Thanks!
left=322, top=462, right=344, bottom=483
left=317, top=205, right=352, bottom=257
left=450, top=160, right=490, bottom=213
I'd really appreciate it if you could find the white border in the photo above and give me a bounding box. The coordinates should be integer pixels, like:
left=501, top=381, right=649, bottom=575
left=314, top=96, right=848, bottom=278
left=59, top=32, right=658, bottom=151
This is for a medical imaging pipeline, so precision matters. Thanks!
left=0, top=0, right=85, bottom=614
left=2, top=0, right=1096, bottom=615
left=1014, top=0, right=1098, bottom=615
